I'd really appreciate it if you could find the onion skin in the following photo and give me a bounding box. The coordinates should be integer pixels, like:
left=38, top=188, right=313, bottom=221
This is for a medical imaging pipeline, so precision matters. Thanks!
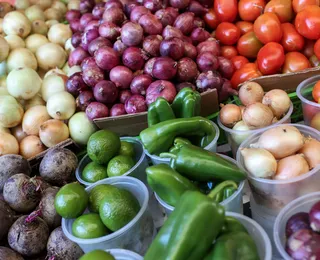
left=11, top=125, right=27, bottom=143
left=143, top=35, right=162, bottom=57
left=298, top=138, right=320, bottom=169
left=138, top=13, right=163, bottom=35
left=0, top=133, right=19, bottom=155
left=121, top=22, right=143, bottom=47
left=152, top=57, right=177, bottom=80
left=220, top=104, right=242, bottom=128
left=22, top=105, right=51, bottom=136
left=173, top=12, right=194, bottom=35
left=94, top=46, right=119, bottom=71
left=130, top=74, right=153, bottom=95
left=311, top=113, right=320, bottom=131
left=119, top=90, right=132, bottom=104
left=102, top=7, right=124, bottom=25
left=122, top=47, right=148, bottom=71
left=243, top=102, right=273, bottom=129
left=125, top=94, right=147, bottom=114
left=196, top=51, right=219, bottom=72
left=286, top=212, right=311, bottom=238
left=262, top=89, right=291, bottom=119
left=130, top=6, right=150, bottom=23
left=109, top=66, right=133, bottom=89
left=146, top=80, right=176, bottom=105
left=274, top=154, right=309, bottom=180
left=162, top=25, right=183, bottom=39
left=184, top=42, right=198, bottom=59
left=197, top=38, right=220, bottom=56
left=20, top=135, right=46, bottom=159
left=176, top=57, right=198, bottom=82
left=239, top=82, right=264, bottom=106
left=69, top=47, right=89, bottom=67
left=144, top=57, right=156, bottom=77
left=160, top=37, right=184, bottom=60
left=110, top=103, right=126, bottom=116
left=93, top=80, right=118, bottom=104
left=39, top=119, right=69, bottom=148
left=98, top=22, right=120, bottom=42
left=88, top=37, right=112, bottom=56
left=46, top=92, right=76, bottom=120
left=196, top=70, right=223, bottom=93
left=86, top=102, right=109, bottom=120
left=310, top=201, right=320, bottom=232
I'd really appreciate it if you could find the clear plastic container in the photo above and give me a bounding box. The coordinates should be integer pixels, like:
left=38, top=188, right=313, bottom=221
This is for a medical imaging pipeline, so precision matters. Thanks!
left=76, top=137, right=149, bottom=186
left=144, top=121, right=220, bottom=165
left=154, top=154, right=245, bottom=215
left=218, top=102, right=293, bottom=157
left=61, top=176, right=155, bottom=255
left=297, top=75, right=320, bottom=131
left=226, top=212, right=272, bottom=260
left=273, top=192, right=320, bottom=260
left=237, top=123, right=320, bottom=216
left=106, top=248, right=143, bottom=260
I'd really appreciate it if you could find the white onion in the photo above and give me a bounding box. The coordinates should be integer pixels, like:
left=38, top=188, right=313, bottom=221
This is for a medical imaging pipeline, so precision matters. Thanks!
left=3, top=11, right=31, bottom=38
left=51, top=1, right=67, bottom=14
left=0, top=95, right=24, bottom=128
left=39, top=119, right=69, bottom=147
left=220, top=104, right=242, bottom=128
left=25, top=34, right=49, bottom=53
left=44, top=68, right=65, bottom=78
left=24, top=94, right=46, bottom=110
left=7, top=47, right=38, bottom=72
left=7, top=67, right=42, bottom=100
left=48, top=23, right=72, bottom=47
left=45, top=19, right=59, bottom=28
left=36, top=43, right=67, bottom=70
left=231, top=120, right=251, bottom=145
left=41, top=74, right=67, bottom=101
left=46, top=91, right=76, bottom=120
left=22, top=105, right=51, bottom=136
left=68, top=0, right=80, bottom=10
left=0, top=36, right=9, bottom=63
left=262, top=89, right=291, bottom=119
left=0, top=61, right=7, bottom=76
left=20, top=135, right=46, bottom=159
left=11, top=124, right=27, bottom=142
left=0, top=126, right=10, bottom=134
left=0, top=132, right=19, bottom=155
left=15, top=0, right=30, bottom=9
left=4, top=35, right=25, bottom=50
left=274, top=154, right=310, bottom=180
left=44, top=8, right=62, bottom=21
left=65, top=38, right=75, bottom=54
left=25, top=5, right=45, bottom=22
left=243, top=102, right=273, bottom=128
left=31, top=20, right=48, bottom=35
left=298, top=138, right=320, bottom=169
left=239, top=82, right=264, bottom=106
left=0, top=78, right=7, bottom=89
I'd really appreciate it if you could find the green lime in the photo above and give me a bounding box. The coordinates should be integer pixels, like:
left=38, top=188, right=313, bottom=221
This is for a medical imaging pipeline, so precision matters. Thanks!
left=87, top=130, right=121, bottom=165
left=72, top=213, right=109, bottom=239
left=88, top=184, right=118, bottom=213
left=119, top=141, right=135, bottom=158
left=80, top=250, right=115, bottom=260
left=99, top=188, right=140, bottom=232
left=82, top=161, right=108, bottom=183
left=54, top=183, right=88, bottom=219
left=107, top=155, right=135, bottom=177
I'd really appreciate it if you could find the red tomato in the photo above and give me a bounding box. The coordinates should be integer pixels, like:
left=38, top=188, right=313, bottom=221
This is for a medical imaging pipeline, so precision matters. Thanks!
left=281, top=23, right=305, bottom=52
left=204, top=9, right=220, bottom=29
left=215, top=22, right=241, bottom=45
left=303, top=40, right=315, bottom=58
left=295, top=5, right=320, bottom=40
left=264, top=0, right=293, bottom=22
left=214, top=0, right=238, bottom=22
left=238, top=0, right=266, bottom=22
left=314, top=39, right=320, bottom=60
left=253, top=13, right=283, bottom=44
left=235, top=21, right=254, bottom=35
left=231, top=55, right=249, bottom=70
left=292, top=0, right=320, bottom=12
left=257, top=42, right=285, bottom=75
left=237, top=31, right=264, bottom=59
left=310, top=55, right=320, bottom=67
left=282, top=52, right=311, bottom=73
left=312, top=81, right=320, bottom=103
left=221, top=46, right=238, bottom=59
left=230, top=63, right=262, bottom=89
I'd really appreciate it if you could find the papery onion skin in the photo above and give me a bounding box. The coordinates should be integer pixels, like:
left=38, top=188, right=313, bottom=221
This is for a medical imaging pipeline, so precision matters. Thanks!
left=76, top=90, right=95, bottom=111
left=85, top=102, right=109, bottom=120
left=152, top=57, right=177, bottom=80
left=130, top=6, right=150, bottom=23
left=119, top=90, right=132, bottom=104
left=138, top=13, right=163, bottom=35
left=160, top=37, right=184, bottom=61
left=39, top=119, right=69, bottom=148
left=274, top=154, right=309, bottom=180
left=197, top=38, right=220, bottom=56
left=121, top=22, right=144, bottom=47
left=298, top=138, right=320, bottom=169
left=310, top=201, right=320, bottom=232
left=94, top=46, right=119, bottom=71
left=20, top=135, right=46, bottom=159
left=262, top=89, right=291, bottom=119
left=176, top=57, right=198, bottom=82
left=231, top=120, right=251, bottom=145
left=113, top=39, right=127, bottom=56
left=125, top=94, right=147, bottom=114
left=93, top=80, right=118, bottom=104
left=46, top=92, right=76, bottom=120
left=143, top=35, right=162, bottom=57
left=109, top=66, right=133, bottom=89
left=36, top=43, right=67, bottom=70
left=102, top=7, right=124, bottom=25
left=286, top=212, right=311, bottom=238
left=173, top=12, right=194, bottom=35
left=243, top=102, right=273, bottom=129
left=239, top=82, right=264, bottom=106
left=22, top=105, right=51, bottom=136
left=196, top=51, right=219, bottom=72
left=220, top=104, right=242, bottom=128
left=162, top=25, right=183, bottom=39
left=110, top=103, right=126, bottom=116
left=146, top=80, right=176, bottom=105
left=122, top=47, right=148, bottom=71
left=42, top=74, right=67, bottom=101
left=130, top=74, right=153, bottom=95
left=0, top=133, right=19, bottom=155
left=11, top=125, right=27, bottom=143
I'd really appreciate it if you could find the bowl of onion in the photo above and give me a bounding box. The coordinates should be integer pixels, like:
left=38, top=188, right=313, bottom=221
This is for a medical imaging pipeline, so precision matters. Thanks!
left=217, top=82, right=293, bottom=157
left=236, top=123, right=320, bottom=216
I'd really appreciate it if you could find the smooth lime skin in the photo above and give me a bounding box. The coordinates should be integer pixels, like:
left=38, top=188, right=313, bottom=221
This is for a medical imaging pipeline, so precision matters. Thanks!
left=79, top=250, right=115, bottom=260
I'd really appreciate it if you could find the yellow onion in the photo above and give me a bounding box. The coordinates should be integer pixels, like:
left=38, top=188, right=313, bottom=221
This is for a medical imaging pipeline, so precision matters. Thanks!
left=25, top=34, right=49, bottom=53
left=36, top=43, right=67, bottom=70
left=0, top=3, right=14, bottom=18
left=3, top=11, right=31, bottom=38
left=239, top=82, right=264, bottom=106
left=45, top=19, right=59, bottom=28
left=0, top=126, right=10, bottom=134
left=51, top=1, right=67, bottom=14
left=11, top=124, right=27, bottom=142
left=25, top=5, right=45, bottom=22
left=0, top=132, right=19, bottom=155
left=46, top=91, right=76, bottom=120
left=22, top=105, right=51, bottom=136
left=41, top=73, right=67, bottom=101
left=231, top=120, right=251, bottom=145
left=68, top=0, right=80, bottom=10
left=20, top=135, right=46, bottom=159
left=220, top=104, right=242, bottom=128
left=0, top=36, right=9, bottom=63
left=24, top=94, right=46, bottom=110
left=274, top=154, right=310, bottom=180
left=0, top=18, right=3, bottom=34
left=4, top=35, right=25, bottom=50
left=7, top=47, right=38, bottom=72
left=48, top=23, right=72, bottom=47
left=0, top=95, right=24, bottom=128
left=262, top=89, right=291, bottom=119
left=44, top=8, right=62, bottom=21
left=34, top=0, right=52, bottom=10
left=243, top=102, right=273, bottom=128
left=298, top=138, right=320, bottom=169
left=39, top=119, right=69, bottom=147
left=31, top=20, right=48, bottom=35
left=15, top=0, right=30, bottom=9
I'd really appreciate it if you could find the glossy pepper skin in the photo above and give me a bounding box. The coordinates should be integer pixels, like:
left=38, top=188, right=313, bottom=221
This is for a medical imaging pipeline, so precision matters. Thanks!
left=144, top=191, right=225, bottom=260
left=147, top=97, right=175, bottom=127
left=171, top=87, right=201, bottom=118
left=169, top=137, right=191, bottom=154
left=146, top=164, right=198, bottom=207
left=140, top=116, right=216, bottom=155
left=220, top=216, right=248, bottom=235
left=161, top=144, right=246, bottom=182
left=207, top=180, right=238, bottom=203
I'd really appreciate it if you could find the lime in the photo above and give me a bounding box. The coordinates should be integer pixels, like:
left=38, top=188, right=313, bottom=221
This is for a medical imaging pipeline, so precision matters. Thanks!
left=54, top=183, right=88, bottom=219
left=87, top=130, right=121, bottom=165
left=72, top=213, right=109, bottom=239
left=99, top=188, right=140, bottom=232
left=119, top=141, right=135, bottom=158
left=88, top=184, right=118, bottom=213
left=107, top=155, right=135, bottom=177
left=80, top=250, right=115, bottom=260
left=82, top=162, right=108, bottom=183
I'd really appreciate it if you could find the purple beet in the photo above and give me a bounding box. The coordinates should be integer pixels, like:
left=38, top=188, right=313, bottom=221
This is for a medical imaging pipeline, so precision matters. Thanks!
left=0, top=200, right=17, bottom=241
left=93, top=80, right=118, bottom=104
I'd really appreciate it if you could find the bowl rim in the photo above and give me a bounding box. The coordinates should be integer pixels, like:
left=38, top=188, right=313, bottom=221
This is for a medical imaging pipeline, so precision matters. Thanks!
left=296, top=75, right=320, bottom=109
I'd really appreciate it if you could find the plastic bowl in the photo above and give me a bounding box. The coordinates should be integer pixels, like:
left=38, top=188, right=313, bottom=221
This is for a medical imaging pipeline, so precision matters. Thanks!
left=76, top=137, right=149, bottom=186
left=106, top=248, right=143, bottom=260
left=61, top=176, right=155, bottom=255
left=297, top=75, right=320, bottom=131
left=144, top=121, right=220, bottom=165
left=226, top=212, right=272, bottom=260
left=274, top=191, right=320, bottom=260
left=236, top=123, right=320, bottom=216
left=218, top=102, right=293, bottom=157
left=154, top=154, right=245, bottom=216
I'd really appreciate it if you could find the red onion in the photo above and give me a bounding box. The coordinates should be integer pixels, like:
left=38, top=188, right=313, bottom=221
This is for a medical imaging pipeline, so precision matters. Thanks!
left=217, top=56, right=235, bottom=79
left=130, top=74, right=153, bottom=95
left=109, top=66, right=133, bottom=89
left=286, top=212, right=311, bottom=238
left=184, top=42, right=198, bottom=59
left=76, top=90, right=95, bottom=111
left=93, top=80, right=118, bottom=104
left=144, top=0, right=162, bottom=12
left=219, top=79, right=238, bottom=102
left=68, top=47, right=90, bottom=66
left=81, top=28, right=99, bottom=51
left=113, top=39, right=127, bottom=55
left=146, top=80, right=176, bottom=105
left=143, top=35, right=162, bottom=57
left=176, top=82, right=196, bottom=91
left=125, top=95, right=147, bottom=114
left=82, top=64, right=105, bottom=87
left=86, top=102, right=109, bottom=120
left=124, top=2, right=140, bottom=17
left=196, top=70, right=223, bottom=92
left=165, top=7, right=179, bottom=20
left=71, top=32, right=82, bottom=48
left=190, top=27, right=210, bottom=45
left=160, top=37, right=184, bottom=60
left=119, top=90, right=132, bottom=104
left=152, top=57, right=177, bottom=80
left=110, top=103, right=126, bottom=116
left=155, top=9, right=175, bottom=27
left=102, top=7, right=124, bottom=25
left=66, top=72, right=87, bottom=96
left=188, top=1, right=208, bottom=16
left=170, top=0, right=190, bottom=9
left=99, top=22, right=120, bottom=42
left=92, top=3, right=105, bottom=19
left=121, top=22, right=144, bottom=46
left=84, top=20, right=100, bottom=32
left=81, top=56, right=96, bottom=71
left=310, top=201, right=320, bottom=232
left=197, top=38, right=221, bottom=56
left=176, top=57, right=198, bottom=82
left=193, top=17, right=205, bottom=28
left=197, top=52, right=219, bottom=72
left=122, top=47, right=148, bottom=71
left=130, top=6, right=150, bottom=22
left=198, top=0, right=213, bottom=7
left=144, top=57, right=156, bottom=76
left=162, top=25, right=183, bottom=39
left=66, top=10, right=81, bottom=22
left=88, top=37, right=112, bottom=56
left=182, top=36, right=193, bottom=43
left=94, top=46, right=120, bottom=71
left=173, top=12, right=194, bottom=35
left=80, top=13, right=94, bottom=31
left=80, top=0, right=94, bottom=14
left=138, top=13, right=163, bottom=35
left=105, top=0, right=123, bottom=10
left=70, top=19, right=81, bottom=33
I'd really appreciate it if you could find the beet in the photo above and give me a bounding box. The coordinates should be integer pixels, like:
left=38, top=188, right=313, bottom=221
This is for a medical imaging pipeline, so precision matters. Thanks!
left=0, top=200, right=16, bottom=241
left=0, top=247, right=23, bottom=260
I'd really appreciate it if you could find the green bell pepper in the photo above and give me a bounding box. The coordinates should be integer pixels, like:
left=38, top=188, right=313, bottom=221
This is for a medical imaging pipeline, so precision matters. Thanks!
left=171, top=87, right=201, bottom=118
left=147, top=97, right=175, bottom=127
left=144, top=190, right=225, bottom=260
left=146, top=164, right=198, bottom=207
left=169, top=137, right=191, bottom=154
left=220, top=216, right=248, bottom=235
left=207, top=180, right=238, bottom=203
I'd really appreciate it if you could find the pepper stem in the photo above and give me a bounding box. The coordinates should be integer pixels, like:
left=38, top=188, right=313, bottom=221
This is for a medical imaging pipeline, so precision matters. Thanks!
left=207, top=181, right=238, bottom=200
left=159, top=152, right=177, bottom=159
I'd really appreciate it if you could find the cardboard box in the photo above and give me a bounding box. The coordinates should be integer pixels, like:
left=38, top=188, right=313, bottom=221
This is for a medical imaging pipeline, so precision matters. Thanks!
left=94, top=88, right=219, bottom=136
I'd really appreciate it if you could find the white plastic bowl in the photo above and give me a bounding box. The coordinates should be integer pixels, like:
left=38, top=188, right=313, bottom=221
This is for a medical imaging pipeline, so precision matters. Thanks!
left=274, top=192, right=320, bottom=260
left=218, top=102, right=293, bottom=157
left=237, top=123, right=320, bottom=216
left=61, top=176, right=155, bottom=255
left=76, top=137, right=149, bottom=186
left=106, top=248, right=143, bottom=260
left=144, top=121, right=220, bottom=165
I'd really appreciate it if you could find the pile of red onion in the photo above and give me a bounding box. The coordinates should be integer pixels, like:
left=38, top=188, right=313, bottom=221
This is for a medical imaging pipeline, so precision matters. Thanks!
left=66, top=0, right=236, bottom=121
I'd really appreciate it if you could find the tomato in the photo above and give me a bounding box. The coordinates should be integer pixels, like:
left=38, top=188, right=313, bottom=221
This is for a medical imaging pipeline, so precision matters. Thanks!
left=282, top=52, right=311, bottom=73
left=310, top=55, right=320, bottom=67
left=314, top=39, right=320, bottom=60
left=230, top=63, right=262, bottom=89
left=304, top=103, right=320, bottom=124
left=292, top=0, right=320, bottom=12
left=237, top=31, right=264, bottom=59
left=264, top=0, right=293, bottom=22
left=303, top=40, right=315, bottom=58
left=253, top=13, right=283, bottom=44
left=295, top=5, right=320, bottom=40
left=204, top=9, right=220, bottom=30
left=215, top=22, right=241, bottom=45
left=257, top=42, right=285, bottom=75
left=238, top=0, right=265, bottom=22
left=221, top=46, right=238, bottom=59
left=214, top=0, right=238, bottom=22
left=312, top=81, right=320, bottom=103
left=231, top=55, right=249, bottom=70
left=280, top=23, right=305, bottom=52
left=235, top=21, right=254, bottom=35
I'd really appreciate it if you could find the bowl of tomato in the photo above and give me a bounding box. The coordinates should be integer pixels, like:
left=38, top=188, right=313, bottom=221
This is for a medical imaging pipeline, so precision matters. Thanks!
left=297, top=75, right=320, bottom=130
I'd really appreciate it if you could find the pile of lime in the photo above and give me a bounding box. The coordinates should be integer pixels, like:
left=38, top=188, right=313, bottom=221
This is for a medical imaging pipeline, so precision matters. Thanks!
left=83, top=130, right=136, bottom=183
left=80, top=250, right=115, bottom=260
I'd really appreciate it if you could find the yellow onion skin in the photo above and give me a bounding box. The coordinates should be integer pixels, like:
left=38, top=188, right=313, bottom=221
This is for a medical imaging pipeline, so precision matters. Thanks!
left=274, top=154, right=310, bottom=180
left=20, top=135, right=46, bottom=159
left=299, top=138, right=320, bottom=169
